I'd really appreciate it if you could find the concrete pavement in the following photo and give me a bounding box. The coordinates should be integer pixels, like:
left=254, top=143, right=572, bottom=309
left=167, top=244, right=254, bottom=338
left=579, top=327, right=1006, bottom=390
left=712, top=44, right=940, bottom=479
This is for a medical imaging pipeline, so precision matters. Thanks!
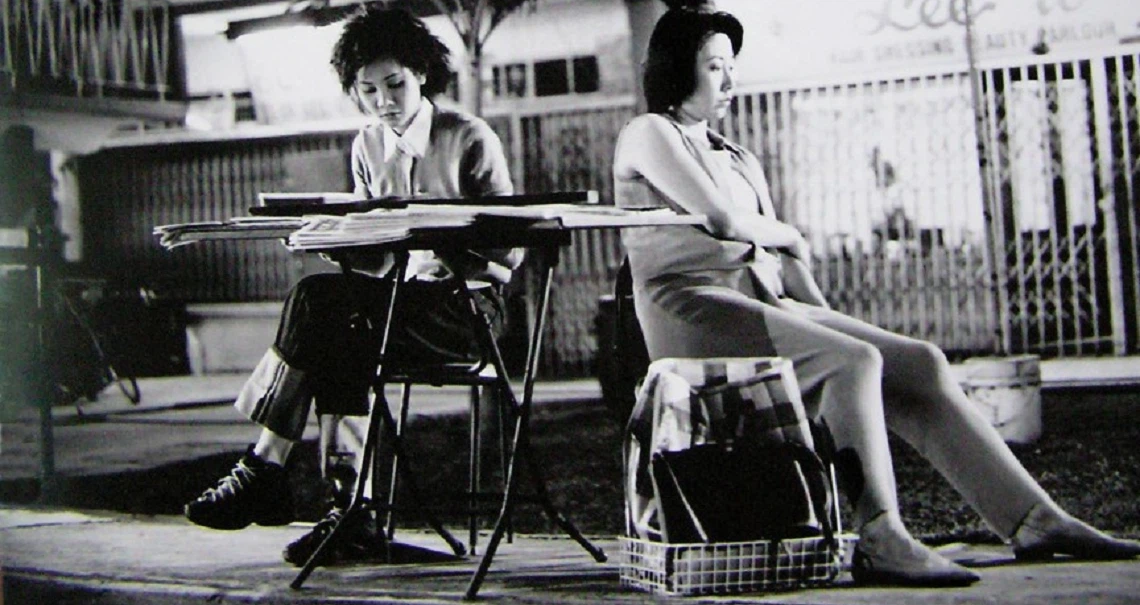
left=3, top=504, right=1139, bottom=604
left=0, top=374, right=604, bottom=480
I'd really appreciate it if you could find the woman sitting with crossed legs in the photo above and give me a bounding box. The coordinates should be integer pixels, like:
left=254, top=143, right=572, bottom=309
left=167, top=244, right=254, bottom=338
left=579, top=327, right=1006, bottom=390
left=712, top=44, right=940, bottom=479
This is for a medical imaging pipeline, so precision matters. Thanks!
left=613, top=3, right=1140, bottom=587
left=183, top=6, right=522, bottom=567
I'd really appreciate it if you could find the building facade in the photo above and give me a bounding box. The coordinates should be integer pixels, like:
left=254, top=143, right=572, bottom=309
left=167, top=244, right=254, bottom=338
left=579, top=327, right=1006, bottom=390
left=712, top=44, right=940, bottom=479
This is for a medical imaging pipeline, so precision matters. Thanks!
left=18, top=0, right=1140, bottom=377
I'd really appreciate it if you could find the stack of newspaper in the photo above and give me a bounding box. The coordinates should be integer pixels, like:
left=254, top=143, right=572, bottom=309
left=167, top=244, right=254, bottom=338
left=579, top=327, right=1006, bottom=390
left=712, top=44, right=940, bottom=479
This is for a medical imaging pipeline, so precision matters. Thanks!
left=154, top=216, right=304, bottom=249
left=154, top=203, right=704, bottom=251
left=286, top=205, right=478, bottom=250
left=283, top=204, right=694, bottom=250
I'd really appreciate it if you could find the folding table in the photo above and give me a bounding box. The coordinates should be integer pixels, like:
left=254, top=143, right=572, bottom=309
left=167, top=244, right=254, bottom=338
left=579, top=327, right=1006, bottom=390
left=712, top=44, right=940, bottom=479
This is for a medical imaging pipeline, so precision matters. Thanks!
left=157, top=194, right=705, bottom=599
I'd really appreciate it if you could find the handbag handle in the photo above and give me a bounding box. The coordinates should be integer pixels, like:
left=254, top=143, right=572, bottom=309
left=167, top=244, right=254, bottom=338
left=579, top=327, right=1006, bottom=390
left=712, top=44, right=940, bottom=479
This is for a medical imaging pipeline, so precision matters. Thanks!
left=781, top=441, right=837, bottom=548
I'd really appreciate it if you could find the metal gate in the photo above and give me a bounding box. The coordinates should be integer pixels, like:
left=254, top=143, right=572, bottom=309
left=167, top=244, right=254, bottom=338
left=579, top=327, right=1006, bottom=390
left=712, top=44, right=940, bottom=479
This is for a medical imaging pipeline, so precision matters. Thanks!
left=726, top=73, right=996, bottom=355
left=976, top=51, right=1140, bottom=356
left=489, top=101, right=634, bottom=376
left=724, top=48, right=1140, bottom=358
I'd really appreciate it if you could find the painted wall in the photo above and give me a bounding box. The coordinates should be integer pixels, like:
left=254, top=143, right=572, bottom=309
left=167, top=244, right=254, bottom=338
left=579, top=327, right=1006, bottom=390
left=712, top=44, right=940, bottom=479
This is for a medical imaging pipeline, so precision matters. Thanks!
left=480, top=0, right=635, bottom=113
left=167, top=0, right=1140, bottom=128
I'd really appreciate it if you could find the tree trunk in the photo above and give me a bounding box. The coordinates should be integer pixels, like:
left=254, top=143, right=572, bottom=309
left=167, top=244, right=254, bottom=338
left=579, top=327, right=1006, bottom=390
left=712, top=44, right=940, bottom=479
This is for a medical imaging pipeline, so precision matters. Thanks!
left=470, top=42, right=484, bottom=117
left=623, top=0, right=666, bottom=114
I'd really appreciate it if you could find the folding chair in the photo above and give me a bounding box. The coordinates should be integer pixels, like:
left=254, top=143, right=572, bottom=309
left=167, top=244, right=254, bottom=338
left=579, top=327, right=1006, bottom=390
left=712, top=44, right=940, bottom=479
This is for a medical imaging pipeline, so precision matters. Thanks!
left=293, top=258, right=515, bottom=586
left=380, top=351, right=514, bottom=555
left=607, top=257, right=650, bottom=425
left=317, top=354, right=512, bottom=557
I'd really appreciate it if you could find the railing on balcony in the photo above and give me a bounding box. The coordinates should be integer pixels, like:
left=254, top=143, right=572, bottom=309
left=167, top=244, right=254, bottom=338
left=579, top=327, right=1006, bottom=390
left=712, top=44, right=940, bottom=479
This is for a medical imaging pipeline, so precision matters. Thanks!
left=2, top=0, right=176, bottom=99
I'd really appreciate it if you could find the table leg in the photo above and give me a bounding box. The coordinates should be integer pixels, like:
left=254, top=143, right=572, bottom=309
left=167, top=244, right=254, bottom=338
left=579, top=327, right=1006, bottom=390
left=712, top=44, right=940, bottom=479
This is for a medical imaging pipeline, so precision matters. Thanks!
left=291, top=256, right=464, bottom=591
left=291, top=257, right=406, bottom=589
left=291, top=366, right=391, bottom=588
left=371, top=384, right=466, bottom=556
left=385, top=383, right=414, bottom=541
left=463, top=252, right=606, bottom=600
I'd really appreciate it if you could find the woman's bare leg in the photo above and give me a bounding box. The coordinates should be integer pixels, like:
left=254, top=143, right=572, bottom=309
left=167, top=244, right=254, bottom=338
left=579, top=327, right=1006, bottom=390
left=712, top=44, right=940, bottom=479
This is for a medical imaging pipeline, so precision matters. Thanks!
left=638, top=282, right=977, bottom=584
left=795, top=301, right=1048, bottom=537
left=794, top=300, right=1140, bottom=560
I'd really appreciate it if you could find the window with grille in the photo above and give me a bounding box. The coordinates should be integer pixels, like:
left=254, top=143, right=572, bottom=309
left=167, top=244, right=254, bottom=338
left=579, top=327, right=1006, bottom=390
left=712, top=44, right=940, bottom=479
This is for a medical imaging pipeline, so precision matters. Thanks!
left=492, top=63, right=528, bottom=98
left=491, top=55, right=599, bottom=99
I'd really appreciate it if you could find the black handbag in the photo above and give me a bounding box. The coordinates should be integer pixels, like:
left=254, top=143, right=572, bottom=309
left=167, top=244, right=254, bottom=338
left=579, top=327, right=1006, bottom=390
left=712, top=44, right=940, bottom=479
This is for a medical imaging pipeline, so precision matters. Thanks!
left=624, top=357, right=839, bottom=547
left=650, top=439, right=836, bottom=545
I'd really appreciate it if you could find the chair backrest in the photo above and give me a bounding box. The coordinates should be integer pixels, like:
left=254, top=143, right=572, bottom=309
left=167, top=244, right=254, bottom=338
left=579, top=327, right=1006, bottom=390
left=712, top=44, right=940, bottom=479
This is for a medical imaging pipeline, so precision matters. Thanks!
left=605, top=257, right=650, bottom=426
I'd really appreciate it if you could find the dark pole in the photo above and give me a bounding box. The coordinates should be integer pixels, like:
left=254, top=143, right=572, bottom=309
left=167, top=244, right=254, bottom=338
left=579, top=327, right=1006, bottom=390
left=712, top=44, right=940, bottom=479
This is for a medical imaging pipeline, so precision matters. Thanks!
left=963, top=0, right=1009, bottom=355
left=3, top=125, right=63, bottom=502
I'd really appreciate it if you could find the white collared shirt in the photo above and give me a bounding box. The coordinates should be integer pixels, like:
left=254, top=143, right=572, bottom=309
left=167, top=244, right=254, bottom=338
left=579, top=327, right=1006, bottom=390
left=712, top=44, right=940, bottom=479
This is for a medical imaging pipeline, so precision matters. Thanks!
left=353, top=98, right=434, bottom=199
left=393, top=97, right=432, bottom=162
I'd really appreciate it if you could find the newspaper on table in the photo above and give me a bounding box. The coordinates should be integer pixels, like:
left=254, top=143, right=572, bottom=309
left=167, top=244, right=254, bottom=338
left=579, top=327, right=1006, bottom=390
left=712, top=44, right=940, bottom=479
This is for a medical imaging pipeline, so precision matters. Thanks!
left=154, top=204, right=706, bottom=251
left=284, top=204, right=703, bottom=250
left=153, top=216, right=304, bottom=249
left=286, top=205, right=477, bottom=250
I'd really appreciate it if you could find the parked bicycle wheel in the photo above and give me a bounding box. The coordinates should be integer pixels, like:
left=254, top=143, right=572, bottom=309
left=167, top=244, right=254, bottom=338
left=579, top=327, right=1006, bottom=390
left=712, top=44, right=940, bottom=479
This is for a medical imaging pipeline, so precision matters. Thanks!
left=106, top=360, right=141, bottom=404
left=55, top=279, right=143, bottom=406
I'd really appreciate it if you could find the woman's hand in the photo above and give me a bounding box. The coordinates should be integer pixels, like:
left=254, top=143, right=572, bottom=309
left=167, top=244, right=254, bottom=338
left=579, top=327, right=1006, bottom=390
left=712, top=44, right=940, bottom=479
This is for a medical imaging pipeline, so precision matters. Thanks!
left=746, top=221, right=810, bottom=264
left=781, top=253, right=830, bottom=308
left=408, top=256, right=452, bottom=282
left=785, top=232, right=813, bottom=264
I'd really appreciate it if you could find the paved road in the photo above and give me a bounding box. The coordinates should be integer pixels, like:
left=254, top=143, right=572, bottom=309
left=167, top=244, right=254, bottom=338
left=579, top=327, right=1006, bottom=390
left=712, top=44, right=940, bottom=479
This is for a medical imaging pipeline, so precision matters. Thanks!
left=3, top=505, right=1139, bottom=604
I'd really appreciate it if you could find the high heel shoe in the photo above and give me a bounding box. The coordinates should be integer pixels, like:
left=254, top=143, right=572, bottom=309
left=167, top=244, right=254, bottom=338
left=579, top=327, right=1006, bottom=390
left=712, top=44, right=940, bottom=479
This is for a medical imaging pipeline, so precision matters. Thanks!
left=851, top=513, right=980, bottom=587
left=1012, top=504, right=1140, bottom=561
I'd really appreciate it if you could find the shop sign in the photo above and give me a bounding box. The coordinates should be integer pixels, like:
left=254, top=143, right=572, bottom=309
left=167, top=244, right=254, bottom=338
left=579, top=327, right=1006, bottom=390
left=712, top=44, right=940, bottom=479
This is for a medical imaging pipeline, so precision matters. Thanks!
left=721, top=0, right=1139, bottom=84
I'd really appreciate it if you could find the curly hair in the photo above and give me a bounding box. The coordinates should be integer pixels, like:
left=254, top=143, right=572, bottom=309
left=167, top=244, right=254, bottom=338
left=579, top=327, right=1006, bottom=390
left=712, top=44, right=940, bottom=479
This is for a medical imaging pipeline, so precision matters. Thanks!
left=330, top=5, right=453, bottom=97
left=642, top=7, right=742, bottom=114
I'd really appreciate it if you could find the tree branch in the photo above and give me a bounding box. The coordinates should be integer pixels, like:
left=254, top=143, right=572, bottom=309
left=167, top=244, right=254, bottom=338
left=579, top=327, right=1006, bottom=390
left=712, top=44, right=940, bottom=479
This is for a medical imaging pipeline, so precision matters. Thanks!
left=471, top=0, right=487, bottom=49
left=428, top=0, right=466, bottom=43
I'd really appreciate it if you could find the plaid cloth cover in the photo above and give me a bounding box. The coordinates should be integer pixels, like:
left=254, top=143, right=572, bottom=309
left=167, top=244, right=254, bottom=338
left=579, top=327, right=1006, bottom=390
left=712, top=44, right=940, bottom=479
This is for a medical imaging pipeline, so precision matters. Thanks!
left=624, top=357, right=816, bottom=540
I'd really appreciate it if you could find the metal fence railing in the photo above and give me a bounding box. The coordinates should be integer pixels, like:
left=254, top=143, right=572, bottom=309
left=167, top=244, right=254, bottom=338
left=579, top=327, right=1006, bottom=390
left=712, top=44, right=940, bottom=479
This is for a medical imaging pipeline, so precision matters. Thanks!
left=2, top=0, right=176, bottom=99
left=1103, top=52, right=1140, bottom=357
left=723, top=49, right=1140, bottom=359
left=978, top=51, right=1138, bottom=356
left=488, top=100, right=635, bottom=375
left=725, top=74, right=998, bottom=356
left=80, top=133, right=354, bottom=302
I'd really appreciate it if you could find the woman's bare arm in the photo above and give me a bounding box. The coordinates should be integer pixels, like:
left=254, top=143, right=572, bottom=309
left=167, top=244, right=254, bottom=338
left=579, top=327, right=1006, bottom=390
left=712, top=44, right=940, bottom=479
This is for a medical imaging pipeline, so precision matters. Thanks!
left=615, top=115, right=802, bottom=250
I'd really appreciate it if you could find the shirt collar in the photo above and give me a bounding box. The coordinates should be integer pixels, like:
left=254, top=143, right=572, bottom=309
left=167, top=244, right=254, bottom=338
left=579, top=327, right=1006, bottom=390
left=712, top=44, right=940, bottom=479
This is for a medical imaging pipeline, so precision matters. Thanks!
left=397, top=98, right=433, bottom=158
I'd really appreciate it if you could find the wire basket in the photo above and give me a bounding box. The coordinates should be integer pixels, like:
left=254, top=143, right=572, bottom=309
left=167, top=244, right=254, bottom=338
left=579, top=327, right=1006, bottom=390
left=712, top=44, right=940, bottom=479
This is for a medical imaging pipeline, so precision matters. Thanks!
left=618, top=534, right=852, bottom=596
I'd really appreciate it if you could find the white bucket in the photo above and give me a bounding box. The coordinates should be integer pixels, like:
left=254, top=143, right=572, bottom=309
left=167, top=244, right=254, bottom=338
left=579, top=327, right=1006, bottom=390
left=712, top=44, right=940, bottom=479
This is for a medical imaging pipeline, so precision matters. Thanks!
left=961, top=355, right=1042, bottom=444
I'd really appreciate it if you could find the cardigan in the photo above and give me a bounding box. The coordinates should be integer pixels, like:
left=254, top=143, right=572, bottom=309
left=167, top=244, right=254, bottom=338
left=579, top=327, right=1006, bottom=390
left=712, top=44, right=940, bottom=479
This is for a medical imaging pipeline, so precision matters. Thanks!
left=350, top=100, right=522, bottom=284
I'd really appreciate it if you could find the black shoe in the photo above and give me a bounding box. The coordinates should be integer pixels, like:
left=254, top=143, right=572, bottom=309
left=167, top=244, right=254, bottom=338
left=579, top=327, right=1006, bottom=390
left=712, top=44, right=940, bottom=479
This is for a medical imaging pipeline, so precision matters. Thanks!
left=283, top=507, right=386, bottom=567
left=184, top=446, right=294, bottom=530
